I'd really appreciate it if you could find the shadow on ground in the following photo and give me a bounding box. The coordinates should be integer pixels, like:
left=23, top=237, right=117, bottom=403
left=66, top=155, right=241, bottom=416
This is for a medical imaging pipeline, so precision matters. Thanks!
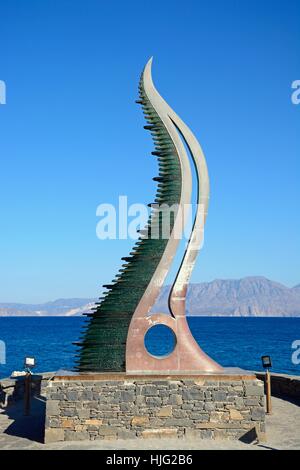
left=2, top=396, right=46, bottom=443
left=276, top=395, right=300, bottom=407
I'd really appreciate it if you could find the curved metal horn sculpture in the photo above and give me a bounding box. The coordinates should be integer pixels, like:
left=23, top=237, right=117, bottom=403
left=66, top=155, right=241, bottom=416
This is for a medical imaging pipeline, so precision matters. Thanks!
left=76, top=58, right=222, bottom=374
left=126, top=58, right=222, bottom=373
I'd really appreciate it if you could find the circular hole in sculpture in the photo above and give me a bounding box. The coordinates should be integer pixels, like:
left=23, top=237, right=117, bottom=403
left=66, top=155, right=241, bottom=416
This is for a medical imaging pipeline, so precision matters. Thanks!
left=144, top=324, right=177, bottom=358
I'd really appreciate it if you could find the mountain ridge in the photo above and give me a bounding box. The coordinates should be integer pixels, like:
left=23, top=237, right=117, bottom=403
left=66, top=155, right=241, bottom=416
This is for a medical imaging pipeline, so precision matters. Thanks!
left=0, top=276, right=299, bottom=317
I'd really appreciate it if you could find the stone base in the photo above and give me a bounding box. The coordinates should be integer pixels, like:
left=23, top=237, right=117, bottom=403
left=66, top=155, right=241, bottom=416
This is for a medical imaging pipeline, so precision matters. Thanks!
left=44, top=371, right=266, bottom=443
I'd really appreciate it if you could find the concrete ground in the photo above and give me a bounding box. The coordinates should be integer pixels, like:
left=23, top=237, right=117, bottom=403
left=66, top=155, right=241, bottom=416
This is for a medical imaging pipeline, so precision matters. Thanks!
left=0, top=396, right=299, bottom=450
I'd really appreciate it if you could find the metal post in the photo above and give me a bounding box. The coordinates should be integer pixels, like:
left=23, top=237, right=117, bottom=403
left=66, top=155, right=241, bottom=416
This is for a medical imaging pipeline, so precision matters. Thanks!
left=265, top=369, right=272, bottom=414
left=24, top=371, right=31, bottom=416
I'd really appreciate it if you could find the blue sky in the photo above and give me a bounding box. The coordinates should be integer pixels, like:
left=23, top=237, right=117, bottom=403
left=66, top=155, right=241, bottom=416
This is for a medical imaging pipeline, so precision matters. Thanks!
left=0, top=0, right=299, bottom=303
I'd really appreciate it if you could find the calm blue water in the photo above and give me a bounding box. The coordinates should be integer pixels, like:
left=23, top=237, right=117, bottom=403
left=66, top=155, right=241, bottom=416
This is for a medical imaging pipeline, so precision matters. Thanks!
left=0, top=317, right=299, bottom=378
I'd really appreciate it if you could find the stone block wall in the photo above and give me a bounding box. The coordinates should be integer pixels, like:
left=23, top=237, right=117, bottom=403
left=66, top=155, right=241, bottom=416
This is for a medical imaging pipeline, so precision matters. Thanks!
left=44, top=375, right=265, bottom=443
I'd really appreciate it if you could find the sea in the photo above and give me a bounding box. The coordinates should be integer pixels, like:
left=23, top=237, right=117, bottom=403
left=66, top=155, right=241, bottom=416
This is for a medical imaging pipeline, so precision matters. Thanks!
left=0, top=317, right=299, bottom=379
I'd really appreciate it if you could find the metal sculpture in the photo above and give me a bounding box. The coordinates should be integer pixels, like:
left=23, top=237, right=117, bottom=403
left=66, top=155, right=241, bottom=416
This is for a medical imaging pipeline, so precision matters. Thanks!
left=75, top=58, right=222, bottom=374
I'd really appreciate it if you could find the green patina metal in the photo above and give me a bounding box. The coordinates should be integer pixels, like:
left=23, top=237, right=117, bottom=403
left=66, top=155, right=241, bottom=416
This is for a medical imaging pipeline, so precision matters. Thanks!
left=75, top=72, right=182, bottom=372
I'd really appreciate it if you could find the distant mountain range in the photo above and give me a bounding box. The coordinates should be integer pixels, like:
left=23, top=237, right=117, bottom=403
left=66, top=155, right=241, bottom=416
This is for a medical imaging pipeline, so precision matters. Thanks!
left=154, top=276, right=300, bottom=317
left=0, top=277, right=300, bottom=317
left=0, top=298, right=96, bottom=317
